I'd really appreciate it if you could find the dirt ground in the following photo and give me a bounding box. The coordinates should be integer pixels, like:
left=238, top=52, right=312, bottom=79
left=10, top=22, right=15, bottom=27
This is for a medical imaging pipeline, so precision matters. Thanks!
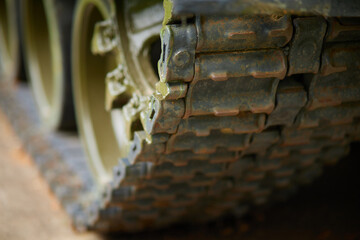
left=0, top=109, right=100, bottom=240
left=1, top=106, right=360, bottom=240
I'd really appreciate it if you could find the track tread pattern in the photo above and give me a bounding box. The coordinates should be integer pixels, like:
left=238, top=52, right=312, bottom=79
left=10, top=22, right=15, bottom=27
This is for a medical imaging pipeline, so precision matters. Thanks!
left=84, top=14, right=360, bottom=232
left=2, top=10, right=360, bottom=233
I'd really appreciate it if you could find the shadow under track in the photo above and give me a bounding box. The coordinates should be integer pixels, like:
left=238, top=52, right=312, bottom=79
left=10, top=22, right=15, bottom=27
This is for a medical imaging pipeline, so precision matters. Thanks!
left=102, top=142, right=360, bottom=240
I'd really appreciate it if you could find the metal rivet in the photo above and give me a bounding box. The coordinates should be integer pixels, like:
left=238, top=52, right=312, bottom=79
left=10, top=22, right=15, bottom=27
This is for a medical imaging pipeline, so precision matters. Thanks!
left=173, top=50, right=190, bottom=67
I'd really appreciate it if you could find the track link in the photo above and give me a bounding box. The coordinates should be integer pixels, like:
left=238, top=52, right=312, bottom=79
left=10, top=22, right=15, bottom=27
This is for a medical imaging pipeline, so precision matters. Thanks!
left=2, top=7, right=360, bottom=233
left=80, top=14, right=360, bottom=231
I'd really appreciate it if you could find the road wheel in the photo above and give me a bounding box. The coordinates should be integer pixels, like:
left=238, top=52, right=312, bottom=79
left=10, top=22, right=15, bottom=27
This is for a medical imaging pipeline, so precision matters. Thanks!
left=72, top=0, right=162, bottom=188
left=0, top=0, right=19, bottom=82
left=20, top=0, right=76, bottom=130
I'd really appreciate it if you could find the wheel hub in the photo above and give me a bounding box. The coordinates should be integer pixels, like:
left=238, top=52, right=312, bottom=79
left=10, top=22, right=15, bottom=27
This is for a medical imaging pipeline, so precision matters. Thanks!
left=72, top=0, right=163, bottom=187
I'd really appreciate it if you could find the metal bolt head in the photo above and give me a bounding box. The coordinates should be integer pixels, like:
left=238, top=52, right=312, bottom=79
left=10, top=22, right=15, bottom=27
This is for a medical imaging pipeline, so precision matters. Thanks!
left=173, top=50, right=190, bottom=67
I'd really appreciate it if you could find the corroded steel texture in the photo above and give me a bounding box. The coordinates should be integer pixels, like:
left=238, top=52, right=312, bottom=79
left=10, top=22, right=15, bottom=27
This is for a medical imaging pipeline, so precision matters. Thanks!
left=159, top=25, right=196, bottom=82
left=5, top=0, right=360, bottom=233
left=167, top=0, right=360, bottom=17
left=287, top=17, right=327, bottom=75
left=305, top=70, right=360, bottom=110
left=326, top=17, right=360, bottom=42
left=195, top=15, right=293, bottom=52
left=266, top=79, right=307, bottom=127
left=79, top=13, right=360, bottom=232
left=320, top=42, right=360, bottom=76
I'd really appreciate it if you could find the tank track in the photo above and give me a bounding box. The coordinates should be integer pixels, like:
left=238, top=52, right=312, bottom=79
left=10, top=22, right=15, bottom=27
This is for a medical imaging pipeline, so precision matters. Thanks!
left=77, top=14, right=360, bottom=231
left=2, top=11, right=360, bottom=233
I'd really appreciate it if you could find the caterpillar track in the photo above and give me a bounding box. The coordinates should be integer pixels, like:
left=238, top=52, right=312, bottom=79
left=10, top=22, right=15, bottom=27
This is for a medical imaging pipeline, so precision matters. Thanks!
left=84, top=14, right=360, bottom=232
left=0, top=0, right=360, bottom=233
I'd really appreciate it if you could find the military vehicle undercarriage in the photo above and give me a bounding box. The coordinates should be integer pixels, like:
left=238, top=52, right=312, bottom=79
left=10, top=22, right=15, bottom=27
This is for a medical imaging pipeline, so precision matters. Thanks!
left=0, top=0, right=359, bottom=232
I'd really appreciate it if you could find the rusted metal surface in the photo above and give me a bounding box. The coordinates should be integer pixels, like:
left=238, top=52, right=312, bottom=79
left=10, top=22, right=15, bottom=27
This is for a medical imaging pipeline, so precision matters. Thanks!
left=167, top=0, right=360, bottom=17
left=159, top=25, right=196, bottom=82
left=79, top=10, right=360, bottom=232
left=195, top=15, right=293, bottom=52
left=320, top=42, right=360, bottom=76
left=193, top=49, right=287, bottom=80
left=185, top=77, right=280, bottom=117
left=2, top=0, right=360, bottom=234
left=326, top=17, right=360, bottom=42
left=266, top=79, right=307, bottom=127
left=287, top=17, right=327, bottom=75
left=296, top=103, right=360, bottom=129
left=305, top=70, right=360, bottom=110
left=1, top=88, right=359, bottom=239
left=64, top=8, right=360, bottom=231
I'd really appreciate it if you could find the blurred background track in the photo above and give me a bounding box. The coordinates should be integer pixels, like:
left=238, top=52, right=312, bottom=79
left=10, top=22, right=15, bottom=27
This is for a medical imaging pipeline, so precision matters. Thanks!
left=0, top=87, right=359, bottom=240
left=0, top=109, right=99, bottom=240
